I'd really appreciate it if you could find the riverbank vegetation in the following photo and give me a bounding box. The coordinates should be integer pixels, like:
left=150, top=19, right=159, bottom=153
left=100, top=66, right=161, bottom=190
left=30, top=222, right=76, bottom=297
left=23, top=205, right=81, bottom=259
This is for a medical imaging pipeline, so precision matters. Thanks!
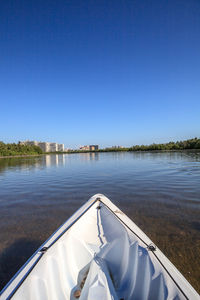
left=0, top=142, right=43, bottom=156
left=128, top=137, right=200, bottom=151
left=1, top=138, right=200, bottom=157
left=64, top=137, right=200, bottom=153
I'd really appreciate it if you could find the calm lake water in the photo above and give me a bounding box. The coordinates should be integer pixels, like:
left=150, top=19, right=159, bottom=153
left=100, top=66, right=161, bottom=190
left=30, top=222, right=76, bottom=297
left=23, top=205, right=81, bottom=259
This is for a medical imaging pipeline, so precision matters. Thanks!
left=0, top=151, right=200, bottom=292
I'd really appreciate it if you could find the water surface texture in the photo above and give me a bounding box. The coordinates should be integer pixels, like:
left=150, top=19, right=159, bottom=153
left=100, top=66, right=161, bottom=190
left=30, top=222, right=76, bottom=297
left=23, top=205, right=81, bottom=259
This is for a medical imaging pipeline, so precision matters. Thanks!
left=0, top=151, right=200, bottom=292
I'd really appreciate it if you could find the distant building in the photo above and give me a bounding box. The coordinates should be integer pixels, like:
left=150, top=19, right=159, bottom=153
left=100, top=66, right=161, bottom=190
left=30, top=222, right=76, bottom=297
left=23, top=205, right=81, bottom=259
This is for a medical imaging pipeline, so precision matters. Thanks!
left=57, top=144, right=64, bottom=152
left=49, top=143, right=58, bottom=152
left=19, top=140, right=64, bottom=153
left=38, top=142, right=48, bottom=152
left=89, top=145, right=99, bottom=151
left=19, top=140, right=38, bottom=147
left=80, top=145, right=90, bottom=151
left=80, top=145, right=99, bottom=151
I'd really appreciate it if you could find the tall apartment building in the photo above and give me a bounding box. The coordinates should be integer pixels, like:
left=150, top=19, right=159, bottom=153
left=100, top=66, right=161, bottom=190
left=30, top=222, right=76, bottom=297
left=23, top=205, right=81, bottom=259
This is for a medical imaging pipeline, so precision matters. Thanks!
left=57, top=144, right=64, bottom=152
left=19, top=141, right=64, bottom=153
left=37, top=142, right=48, bottom=152
left=49, top=143, right=58, bottom=152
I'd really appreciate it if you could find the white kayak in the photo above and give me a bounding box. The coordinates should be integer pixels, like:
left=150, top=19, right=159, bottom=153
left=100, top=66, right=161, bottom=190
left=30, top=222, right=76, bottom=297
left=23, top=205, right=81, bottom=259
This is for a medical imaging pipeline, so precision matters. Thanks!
left=0, top=194, right=199, bottom=300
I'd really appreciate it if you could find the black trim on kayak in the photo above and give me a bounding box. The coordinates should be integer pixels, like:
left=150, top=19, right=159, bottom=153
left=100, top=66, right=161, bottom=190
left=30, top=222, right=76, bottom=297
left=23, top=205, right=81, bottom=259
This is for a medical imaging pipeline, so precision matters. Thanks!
left=1, top=199, right=98, bottom=299
left=0, top=251, right=42, bottom=298
left=1, top=196, right=189, bottom=299
left=101, top=200, right=189, bottom=300
left=4, top=254, right=43, bottom=300
left=152, top=252, right=188, bottom=300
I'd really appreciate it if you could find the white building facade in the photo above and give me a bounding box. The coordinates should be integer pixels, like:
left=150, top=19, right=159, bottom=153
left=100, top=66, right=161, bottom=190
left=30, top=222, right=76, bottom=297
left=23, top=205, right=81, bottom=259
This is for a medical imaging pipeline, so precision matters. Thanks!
left=19, top=141, right=65, bottom=153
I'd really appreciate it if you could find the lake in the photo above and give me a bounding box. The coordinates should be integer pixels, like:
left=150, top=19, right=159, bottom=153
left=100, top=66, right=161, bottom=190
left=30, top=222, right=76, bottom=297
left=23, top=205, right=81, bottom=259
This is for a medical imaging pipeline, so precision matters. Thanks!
left=0, top=151, right=200, bottom=292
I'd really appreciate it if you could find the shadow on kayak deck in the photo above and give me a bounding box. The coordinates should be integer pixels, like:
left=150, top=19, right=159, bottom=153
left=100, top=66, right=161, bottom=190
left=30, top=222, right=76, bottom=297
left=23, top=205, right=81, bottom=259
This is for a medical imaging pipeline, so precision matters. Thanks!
left=0, top=238, right=41, bottom=291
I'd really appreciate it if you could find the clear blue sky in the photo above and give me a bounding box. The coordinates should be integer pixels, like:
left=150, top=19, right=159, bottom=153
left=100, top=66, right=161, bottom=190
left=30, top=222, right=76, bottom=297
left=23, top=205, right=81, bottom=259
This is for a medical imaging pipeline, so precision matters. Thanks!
left=1, top=0, right=200, bottom=149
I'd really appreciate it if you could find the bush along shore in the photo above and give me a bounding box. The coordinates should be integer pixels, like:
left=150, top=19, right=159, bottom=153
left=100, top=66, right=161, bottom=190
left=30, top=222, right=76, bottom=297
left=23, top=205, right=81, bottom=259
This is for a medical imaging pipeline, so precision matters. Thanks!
left=0, top=138, right=200, bottom=157
left=79, top=137, right=200, bottom=153
left=128, top=137, right=200, bottom=151
left=0, top=142, right=43, bottom=157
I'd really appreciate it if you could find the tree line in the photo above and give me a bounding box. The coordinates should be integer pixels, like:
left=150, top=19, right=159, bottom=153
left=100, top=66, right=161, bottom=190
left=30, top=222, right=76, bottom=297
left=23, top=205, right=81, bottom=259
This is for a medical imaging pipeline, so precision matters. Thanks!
left=0, top=142, right=43, bottom=156
left=128, top=137, right=200, bottom=151
left=65, top=138, right=200, bottom=153
left=0, top=138, right=200, bottom=156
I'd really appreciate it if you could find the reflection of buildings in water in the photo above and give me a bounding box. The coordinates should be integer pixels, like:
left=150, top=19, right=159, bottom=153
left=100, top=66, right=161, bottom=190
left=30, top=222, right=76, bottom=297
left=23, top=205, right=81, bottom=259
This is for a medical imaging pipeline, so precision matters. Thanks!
left=58, top=154, right=65, bottom=165
left=55, top=155, right=58, bottom=166
left=90, top=152, right=99, bottom=161
left=80, top=152, right=99, bottom=161
left=45, top=155, right=51, bottom=167
left=35, top=162, right=42, bottom=169
left=45, top=154, right=65, bottom=167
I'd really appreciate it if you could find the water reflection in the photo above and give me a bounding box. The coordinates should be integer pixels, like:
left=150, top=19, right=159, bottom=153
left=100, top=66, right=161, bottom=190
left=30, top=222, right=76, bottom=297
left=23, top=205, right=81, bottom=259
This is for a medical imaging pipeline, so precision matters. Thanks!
left=80, top=152, right=99, bottom=161
left=0, top=157, right=42, bottom=174
left=0, top=151, right=200, bottom=292
left=45, top=154, right=66, bottom=167
left=0, top=154, right=68, bottom=174
left=0, top=151, right=200, bottom=175
left=129, top=150, right=200, bottom=162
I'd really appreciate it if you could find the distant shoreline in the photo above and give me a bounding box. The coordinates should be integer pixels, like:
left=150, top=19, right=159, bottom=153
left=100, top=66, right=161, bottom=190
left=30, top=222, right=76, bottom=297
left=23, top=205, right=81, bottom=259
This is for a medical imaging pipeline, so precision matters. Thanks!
left=0, top=148, right=200, bottom=159
left=1, top=137, right=200, bottom=158
left=0, top=154, right=43, bottom=159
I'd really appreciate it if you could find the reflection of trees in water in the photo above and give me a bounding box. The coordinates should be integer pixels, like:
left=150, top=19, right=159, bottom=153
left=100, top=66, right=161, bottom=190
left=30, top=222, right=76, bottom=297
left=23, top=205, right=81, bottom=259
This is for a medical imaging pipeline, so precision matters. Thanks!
left=0, top=152, right=199, bottom=174
left=45, top=154, right=66, bottom=167
left=129, top=150, right=200, bottom=161
left=0, top=154, right=67, bottom=174
left=0, top=157, right=43, bottom=174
